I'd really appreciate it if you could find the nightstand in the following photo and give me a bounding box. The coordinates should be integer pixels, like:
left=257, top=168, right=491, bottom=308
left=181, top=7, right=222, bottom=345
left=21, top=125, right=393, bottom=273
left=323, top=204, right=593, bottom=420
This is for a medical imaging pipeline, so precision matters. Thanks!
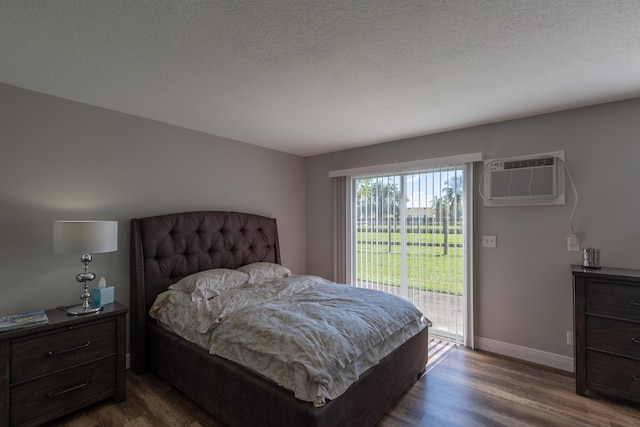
left=0, top=301, right=127, bottom=427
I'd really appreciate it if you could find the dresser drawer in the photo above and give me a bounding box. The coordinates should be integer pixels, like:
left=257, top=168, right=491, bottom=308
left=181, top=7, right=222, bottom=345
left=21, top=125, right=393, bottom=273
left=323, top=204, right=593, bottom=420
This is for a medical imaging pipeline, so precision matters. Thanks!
left=585, top=282, right=640, bottom=321
left=586, top=350, right=640, bottom=398
left=11, top=318, right=116, bottom=383
left=10, top=356, right=116, bottom=426
left=586, top=316, right=640, bottom=357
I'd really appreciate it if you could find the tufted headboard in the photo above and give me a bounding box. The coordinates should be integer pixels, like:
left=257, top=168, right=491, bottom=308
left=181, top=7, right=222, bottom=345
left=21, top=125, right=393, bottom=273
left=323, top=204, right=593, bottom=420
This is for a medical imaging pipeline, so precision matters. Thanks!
left=129, top=210, right=280, bottom=372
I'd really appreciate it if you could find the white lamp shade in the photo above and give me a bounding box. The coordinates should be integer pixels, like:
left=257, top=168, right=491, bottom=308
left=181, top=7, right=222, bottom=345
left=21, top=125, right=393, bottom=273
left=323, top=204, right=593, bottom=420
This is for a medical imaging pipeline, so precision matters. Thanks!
left=53, top=221, right=118, bottom=254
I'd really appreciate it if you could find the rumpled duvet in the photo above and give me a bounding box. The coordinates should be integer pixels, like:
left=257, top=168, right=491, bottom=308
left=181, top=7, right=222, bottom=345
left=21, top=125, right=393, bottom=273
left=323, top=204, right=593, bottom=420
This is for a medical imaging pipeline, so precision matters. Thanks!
left=149, top=275, right=428, bottom=407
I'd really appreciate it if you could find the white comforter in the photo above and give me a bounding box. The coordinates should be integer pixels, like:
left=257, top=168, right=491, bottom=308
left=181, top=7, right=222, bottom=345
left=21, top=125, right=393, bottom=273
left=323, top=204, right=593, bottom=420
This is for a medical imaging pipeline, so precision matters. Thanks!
left=149, top=275, right=428, bottom=406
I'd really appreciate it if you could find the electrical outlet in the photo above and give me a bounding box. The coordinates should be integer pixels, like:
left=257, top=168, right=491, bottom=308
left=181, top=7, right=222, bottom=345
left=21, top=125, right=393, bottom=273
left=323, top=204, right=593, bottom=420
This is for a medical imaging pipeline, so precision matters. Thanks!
left=567, top=234, right=580, bottom=252
left=482, top=235, right=497, bottom=248
left=567, top=330, right=574, bottom=346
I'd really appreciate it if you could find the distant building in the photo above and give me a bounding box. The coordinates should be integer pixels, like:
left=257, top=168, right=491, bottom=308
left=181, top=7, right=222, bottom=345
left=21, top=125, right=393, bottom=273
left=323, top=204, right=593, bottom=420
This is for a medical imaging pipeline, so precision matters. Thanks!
left=406, top=207, right=433, bottom=218
left=406, top=207, right=434, bottom=225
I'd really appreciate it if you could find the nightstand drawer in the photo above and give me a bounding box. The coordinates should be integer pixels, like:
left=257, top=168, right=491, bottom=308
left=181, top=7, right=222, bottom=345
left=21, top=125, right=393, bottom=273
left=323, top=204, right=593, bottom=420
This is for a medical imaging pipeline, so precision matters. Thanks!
left=585, top=282, right=640, bottom=321
left=11, top=318, right=116, bottom=383
left=587, top=351, right=640, bottom=398
left=586, top=316, right=640, bottom=358
left=10, top=356, right=116, bottom=426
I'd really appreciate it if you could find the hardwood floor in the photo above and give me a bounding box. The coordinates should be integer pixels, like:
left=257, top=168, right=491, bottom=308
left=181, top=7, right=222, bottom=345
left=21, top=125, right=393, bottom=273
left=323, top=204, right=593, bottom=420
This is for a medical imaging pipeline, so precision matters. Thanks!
left=44, top=345, right=640, bottom=427
left=379, top=348, right=640, bottom=427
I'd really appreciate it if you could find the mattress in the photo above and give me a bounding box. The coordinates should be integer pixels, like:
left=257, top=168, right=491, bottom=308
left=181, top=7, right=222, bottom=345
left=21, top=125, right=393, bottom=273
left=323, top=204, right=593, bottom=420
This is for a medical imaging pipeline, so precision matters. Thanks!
left=149, top=274, right=428, bottom=407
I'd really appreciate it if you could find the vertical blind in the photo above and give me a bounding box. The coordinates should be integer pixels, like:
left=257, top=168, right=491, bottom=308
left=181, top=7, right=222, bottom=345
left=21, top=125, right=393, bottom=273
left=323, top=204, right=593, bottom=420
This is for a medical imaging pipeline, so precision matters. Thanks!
left=351, top=165, right=466, bottom=344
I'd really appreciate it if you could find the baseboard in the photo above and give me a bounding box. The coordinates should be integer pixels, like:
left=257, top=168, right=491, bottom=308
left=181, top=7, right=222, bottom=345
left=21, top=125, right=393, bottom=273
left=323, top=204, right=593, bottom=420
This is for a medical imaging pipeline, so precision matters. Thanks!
left=474, top=336, right=574, bottom=372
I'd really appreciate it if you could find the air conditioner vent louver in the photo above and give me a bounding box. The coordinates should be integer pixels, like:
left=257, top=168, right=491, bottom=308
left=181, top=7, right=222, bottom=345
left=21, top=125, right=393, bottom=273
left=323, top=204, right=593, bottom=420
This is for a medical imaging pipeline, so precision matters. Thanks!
left=503, top=157, right=555, bottom=170
left=483, top=151, right=565, bottom=207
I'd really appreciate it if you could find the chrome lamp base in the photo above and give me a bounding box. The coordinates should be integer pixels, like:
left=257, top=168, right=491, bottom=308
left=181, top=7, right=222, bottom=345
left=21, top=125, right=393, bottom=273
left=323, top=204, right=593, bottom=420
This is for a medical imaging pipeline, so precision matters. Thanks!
left=67, top=304, right=103, bottom=315
left=67, top=252, right=102, bottom=316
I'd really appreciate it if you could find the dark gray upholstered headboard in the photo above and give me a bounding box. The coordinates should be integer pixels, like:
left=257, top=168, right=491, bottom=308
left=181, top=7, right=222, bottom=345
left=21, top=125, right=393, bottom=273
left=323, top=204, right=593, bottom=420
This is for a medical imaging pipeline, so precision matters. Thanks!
left=129, top=210, right=280, bottom=372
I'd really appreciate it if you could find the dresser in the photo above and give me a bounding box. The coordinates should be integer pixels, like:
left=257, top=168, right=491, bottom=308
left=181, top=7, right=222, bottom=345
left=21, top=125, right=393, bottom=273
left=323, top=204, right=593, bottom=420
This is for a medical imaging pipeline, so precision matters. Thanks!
left=573, top=265, right=640, bottom=403
left=0, top=302, right=127, bottom=426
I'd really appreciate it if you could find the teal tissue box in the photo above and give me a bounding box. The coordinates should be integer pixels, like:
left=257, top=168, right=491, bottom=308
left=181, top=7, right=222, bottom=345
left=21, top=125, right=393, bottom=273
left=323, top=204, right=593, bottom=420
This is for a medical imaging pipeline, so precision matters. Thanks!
left=90, top=286, right=114, bottom=308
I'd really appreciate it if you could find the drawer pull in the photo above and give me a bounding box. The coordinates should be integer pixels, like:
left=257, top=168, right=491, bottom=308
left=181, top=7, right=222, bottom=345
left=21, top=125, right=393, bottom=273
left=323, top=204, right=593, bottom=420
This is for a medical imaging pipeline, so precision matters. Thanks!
left=45, top=379, right=90, bottom=398
left=632, top=338, right=640, bottom=344
left=632, top=375, right=640, bottom=382
left=630, top=301, right=640, bottom=306
left=46, top=341, right=91, bottom=357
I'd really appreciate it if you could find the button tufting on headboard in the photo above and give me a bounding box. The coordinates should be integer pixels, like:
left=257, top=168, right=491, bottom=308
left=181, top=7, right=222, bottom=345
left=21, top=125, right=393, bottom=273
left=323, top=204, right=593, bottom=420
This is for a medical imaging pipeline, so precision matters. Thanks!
left=132, top=210, right=280, bottom=303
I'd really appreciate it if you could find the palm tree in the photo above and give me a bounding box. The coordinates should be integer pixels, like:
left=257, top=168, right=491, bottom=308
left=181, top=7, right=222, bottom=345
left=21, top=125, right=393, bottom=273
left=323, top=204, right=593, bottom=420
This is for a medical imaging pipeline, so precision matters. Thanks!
left=442, top=175, right=463, bottom=222
left=431, top=196, right=445, bottom=222
left=434, top=175, right=463, bottom=255
left=431, top=195, right=449, bottom=255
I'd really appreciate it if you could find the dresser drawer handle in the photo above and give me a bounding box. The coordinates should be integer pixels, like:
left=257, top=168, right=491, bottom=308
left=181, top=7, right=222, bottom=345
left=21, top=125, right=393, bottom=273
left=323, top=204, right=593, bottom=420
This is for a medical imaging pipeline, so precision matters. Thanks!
left=632, top=338, right=640, bottom=344
left=46, top=341, right=91, bottom=357
left=630, top=301, right=640, bottom=306
left=45, top=379, right=90, bottom=398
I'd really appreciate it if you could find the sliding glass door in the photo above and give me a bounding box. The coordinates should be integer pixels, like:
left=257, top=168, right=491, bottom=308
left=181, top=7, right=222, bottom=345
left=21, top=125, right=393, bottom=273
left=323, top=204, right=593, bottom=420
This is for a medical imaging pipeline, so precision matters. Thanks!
left=351, top=163, right=470, bottom=345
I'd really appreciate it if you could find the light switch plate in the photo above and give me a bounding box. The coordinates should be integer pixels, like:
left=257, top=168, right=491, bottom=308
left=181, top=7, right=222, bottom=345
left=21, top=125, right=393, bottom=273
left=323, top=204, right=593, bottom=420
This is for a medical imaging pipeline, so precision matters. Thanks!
left=482, top=235, right=497, bottom=248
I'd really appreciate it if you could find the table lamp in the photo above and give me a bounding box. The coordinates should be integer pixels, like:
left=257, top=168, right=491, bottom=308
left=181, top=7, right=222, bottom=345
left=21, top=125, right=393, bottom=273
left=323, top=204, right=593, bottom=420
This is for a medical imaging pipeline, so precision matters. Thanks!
left=53, top=220, right=118, bottom=315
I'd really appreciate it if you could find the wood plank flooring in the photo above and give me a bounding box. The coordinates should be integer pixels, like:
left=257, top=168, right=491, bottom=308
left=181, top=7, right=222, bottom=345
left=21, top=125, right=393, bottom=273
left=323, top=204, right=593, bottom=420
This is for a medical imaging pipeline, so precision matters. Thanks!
left=43, top=345, right=640, bottom=427
left=379, top=347, right=640, bottom=427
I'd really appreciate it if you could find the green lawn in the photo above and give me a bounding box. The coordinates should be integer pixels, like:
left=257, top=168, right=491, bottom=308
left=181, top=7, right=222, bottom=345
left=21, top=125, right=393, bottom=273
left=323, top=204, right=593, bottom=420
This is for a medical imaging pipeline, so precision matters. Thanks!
left=356, top=230, right=463, bottom=295
left=357, top=230, right=463, bottom=245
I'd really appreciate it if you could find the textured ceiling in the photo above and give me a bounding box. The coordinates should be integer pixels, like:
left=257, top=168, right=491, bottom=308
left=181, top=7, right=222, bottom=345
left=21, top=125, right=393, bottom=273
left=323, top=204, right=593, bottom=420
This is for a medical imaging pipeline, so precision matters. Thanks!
left=1, top=1, right=640, bottom=157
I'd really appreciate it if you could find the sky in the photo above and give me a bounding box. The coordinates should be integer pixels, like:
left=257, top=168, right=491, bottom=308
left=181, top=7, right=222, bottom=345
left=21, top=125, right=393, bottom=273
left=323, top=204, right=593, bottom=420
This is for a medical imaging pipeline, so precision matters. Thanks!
left=401, top=168, right=463, bottom=208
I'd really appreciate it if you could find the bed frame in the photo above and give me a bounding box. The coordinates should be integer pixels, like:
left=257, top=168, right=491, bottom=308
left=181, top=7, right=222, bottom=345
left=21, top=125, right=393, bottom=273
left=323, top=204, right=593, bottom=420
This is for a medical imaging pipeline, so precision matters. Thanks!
left=130, top=210, right=429, bottom=427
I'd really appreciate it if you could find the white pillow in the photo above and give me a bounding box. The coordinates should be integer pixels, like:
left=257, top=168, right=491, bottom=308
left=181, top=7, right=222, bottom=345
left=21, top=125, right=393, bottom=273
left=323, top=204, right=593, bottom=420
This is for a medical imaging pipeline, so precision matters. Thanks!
left=169, top=268, right=250, bottom=301
left=237, top=262, right=291, bottom=284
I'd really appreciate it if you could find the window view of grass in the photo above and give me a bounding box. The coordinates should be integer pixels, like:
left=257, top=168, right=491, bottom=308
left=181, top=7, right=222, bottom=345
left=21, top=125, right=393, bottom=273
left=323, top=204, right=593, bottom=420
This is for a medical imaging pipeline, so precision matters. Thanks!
left=356, top=229, right=464, bottom=296
left=354, top=171, right=465, bottom=297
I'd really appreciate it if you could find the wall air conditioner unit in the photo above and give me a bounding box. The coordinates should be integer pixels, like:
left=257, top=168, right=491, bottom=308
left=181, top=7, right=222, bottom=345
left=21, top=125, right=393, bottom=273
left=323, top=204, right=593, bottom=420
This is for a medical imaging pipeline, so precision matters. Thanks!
left=483, top=151, right=565, bottom=207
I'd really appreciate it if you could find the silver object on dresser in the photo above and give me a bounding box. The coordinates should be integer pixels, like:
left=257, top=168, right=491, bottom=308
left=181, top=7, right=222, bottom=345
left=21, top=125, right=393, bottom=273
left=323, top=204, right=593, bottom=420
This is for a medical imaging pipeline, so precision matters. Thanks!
left=582, top=247, right=600, bottom=268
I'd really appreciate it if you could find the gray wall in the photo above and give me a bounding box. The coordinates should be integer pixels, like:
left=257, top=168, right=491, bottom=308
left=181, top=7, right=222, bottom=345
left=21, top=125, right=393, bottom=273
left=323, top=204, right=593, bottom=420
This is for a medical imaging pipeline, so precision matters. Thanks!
left=4, top=81, right=640, bottom=366
left=305, top=97, right=640, bottom=361
left=0, top=84, right=306, bottom=321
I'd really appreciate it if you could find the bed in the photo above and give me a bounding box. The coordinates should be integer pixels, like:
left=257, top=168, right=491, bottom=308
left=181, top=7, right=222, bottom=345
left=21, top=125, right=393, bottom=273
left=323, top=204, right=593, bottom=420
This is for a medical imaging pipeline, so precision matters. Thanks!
left=130, top=210, right=430, bottom=427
